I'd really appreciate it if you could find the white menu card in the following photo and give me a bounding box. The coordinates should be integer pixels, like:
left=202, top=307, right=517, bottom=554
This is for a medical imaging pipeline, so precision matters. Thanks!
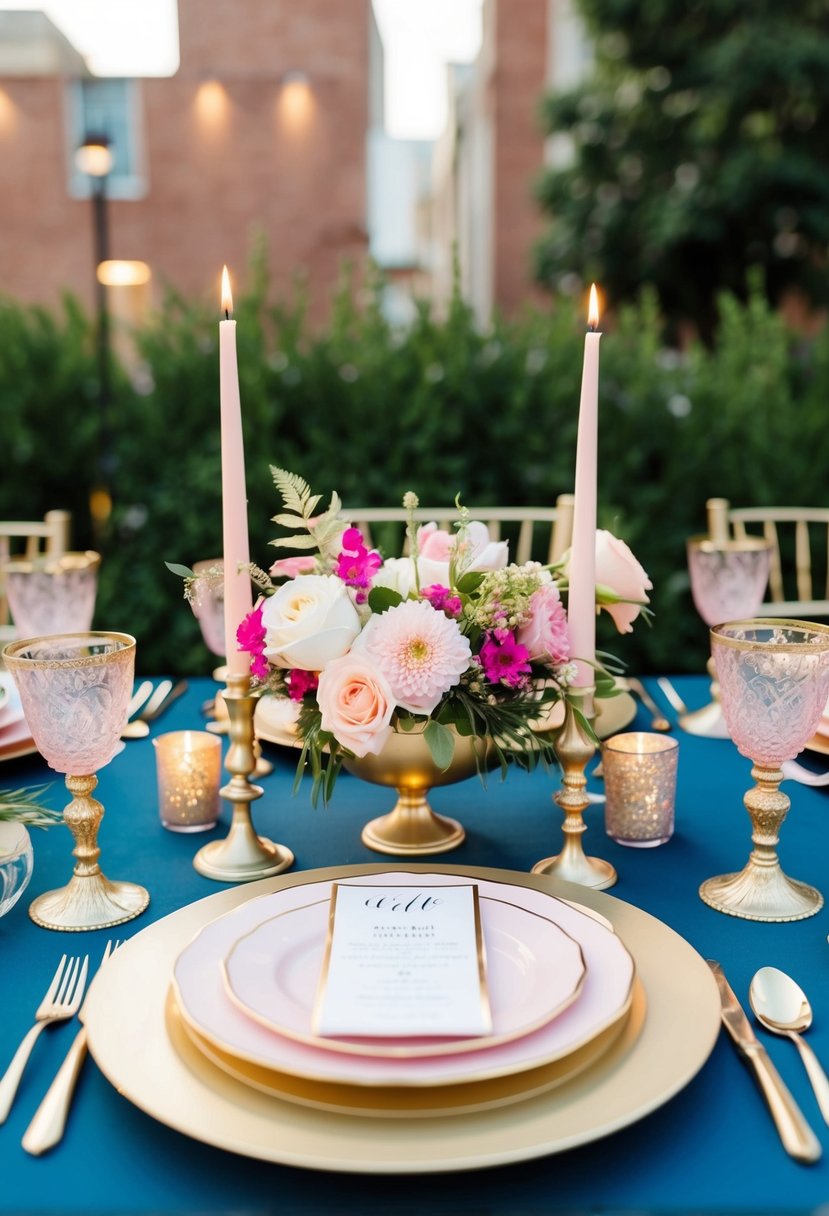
left=313, top=883, right=492, bottom=1039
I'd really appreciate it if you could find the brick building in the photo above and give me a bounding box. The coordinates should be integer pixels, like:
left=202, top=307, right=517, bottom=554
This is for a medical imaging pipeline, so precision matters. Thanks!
left=431, top=0, right=590, bottom=322
left=0, top=0, right=375, bottom=324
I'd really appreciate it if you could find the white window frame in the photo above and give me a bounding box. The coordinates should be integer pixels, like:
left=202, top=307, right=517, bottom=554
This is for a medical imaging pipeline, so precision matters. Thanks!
left=66, top=78, right=148, bottom=200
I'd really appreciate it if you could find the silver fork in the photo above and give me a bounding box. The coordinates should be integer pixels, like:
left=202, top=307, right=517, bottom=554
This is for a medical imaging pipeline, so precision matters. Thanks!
left=22, top=940, right=121, bottom=1155
left=0, top=954, right=88, bottom=1123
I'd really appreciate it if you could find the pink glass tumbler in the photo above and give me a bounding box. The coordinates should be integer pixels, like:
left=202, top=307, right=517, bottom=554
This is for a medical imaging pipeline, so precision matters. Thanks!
left=3, top=631, right=149, bottom=931
left=699, top=618, right=829, bottom=922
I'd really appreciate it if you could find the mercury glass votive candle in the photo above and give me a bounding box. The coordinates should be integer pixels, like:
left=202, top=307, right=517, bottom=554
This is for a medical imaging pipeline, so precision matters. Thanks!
left=603, top=732, right=679, bottom=848
left=153, top=730, right=222, bottom=833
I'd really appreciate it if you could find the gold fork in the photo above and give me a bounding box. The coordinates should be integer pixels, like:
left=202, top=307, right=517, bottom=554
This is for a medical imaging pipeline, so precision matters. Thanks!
left=22, top=940, right=121, bottom=1155
left=0, top=954, right=88, bottom=1123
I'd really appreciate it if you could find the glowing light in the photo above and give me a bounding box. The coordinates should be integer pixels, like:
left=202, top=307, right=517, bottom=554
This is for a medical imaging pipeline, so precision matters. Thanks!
left=96, top=260, right=152, bottom=287
left=75, top=136, right=113, bottom=177
left=0, top=88, right=17, bottom=136
left=277, top=71, right=314, bottom=134
left=221, top=265, right=233, bottom=316
left=588, top=283, right=600, bottom=330
left=195, top=79, right=229, bottom=130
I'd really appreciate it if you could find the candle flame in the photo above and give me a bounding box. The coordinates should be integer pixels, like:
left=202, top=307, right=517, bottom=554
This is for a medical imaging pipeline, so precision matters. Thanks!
left=588, top=283, right=600, bottom=331
left=221, top=265, right=233, bottom=317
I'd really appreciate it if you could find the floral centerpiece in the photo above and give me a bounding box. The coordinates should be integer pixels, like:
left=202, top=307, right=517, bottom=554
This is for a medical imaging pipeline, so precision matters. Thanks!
left=193, top=470, right=651, bottom=805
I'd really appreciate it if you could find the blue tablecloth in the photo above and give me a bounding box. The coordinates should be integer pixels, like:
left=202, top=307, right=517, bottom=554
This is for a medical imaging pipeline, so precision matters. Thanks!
left=2, top=676, right=829, bottom=1215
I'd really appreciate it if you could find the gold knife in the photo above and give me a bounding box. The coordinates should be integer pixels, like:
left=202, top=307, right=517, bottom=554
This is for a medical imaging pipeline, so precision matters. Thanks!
left=707, top=961, right=821, bottom=1163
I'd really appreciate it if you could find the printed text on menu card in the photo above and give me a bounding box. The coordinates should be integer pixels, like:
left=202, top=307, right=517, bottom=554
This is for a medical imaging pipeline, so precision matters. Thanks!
left=313, top=883, right=493, bottom=1038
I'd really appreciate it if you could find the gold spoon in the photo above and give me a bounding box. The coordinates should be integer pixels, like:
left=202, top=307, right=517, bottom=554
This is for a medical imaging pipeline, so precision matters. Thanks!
left=121, top=680, right=187, bottom=739
left=750, top=966, right=829, bottom=1125
left=627, top=678, right=672, bottom=732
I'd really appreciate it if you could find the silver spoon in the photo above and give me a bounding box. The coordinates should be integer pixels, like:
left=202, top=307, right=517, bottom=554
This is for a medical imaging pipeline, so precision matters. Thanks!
left=749, top=966, right=829, bottom=1125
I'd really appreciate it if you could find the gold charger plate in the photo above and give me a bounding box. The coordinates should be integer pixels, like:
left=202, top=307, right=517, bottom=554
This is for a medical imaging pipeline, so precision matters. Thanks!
left=83, top=863, right=721, bottom=1175
left=172, top=984, right=639, bottom=1118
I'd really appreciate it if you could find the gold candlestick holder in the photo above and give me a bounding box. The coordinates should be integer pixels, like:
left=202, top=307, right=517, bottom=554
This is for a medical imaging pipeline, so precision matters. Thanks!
left=532, top=690, right=617, bottom=889
left=193, top=672, right=293, bottom=881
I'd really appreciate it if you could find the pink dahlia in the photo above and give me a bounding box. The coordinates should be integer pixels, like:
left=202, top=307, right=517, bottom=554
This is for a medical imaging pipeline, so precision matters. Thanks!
left=358, top=599, right=471, bottom=716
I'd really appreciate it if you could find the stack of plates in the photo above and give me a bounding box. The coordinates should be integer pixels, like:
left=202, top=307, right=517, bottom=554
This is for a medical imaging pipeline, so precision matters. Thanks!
left=82, top=864, right=721, bottom=1173
left=171, top=872, right=636, bottom=1118
left=0, top=672, right=36, bottom=761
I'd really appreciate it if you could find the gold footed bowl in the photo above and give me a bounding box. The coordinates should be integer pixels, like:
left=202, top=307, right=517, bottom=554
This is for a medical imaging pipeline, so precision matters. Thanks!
left=343, top=727, right=490, bottom=856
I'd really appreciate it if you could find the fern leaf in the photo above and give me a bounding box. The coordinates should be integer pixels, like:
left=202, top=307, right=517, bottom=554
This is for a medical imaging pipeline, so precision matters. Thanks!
left=271, top=466, right=311, bottom=516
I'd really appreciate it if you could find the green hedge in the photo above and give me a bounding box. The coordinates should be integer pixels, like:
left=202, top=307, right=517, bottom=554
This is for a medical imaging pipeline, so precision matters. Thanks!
left=2, top=271, right=827, bottom=677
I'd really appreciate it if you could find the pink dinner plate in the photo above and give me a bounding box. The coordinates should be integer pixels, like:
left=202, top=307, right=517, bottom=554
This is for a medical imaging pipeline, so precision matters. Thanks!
left=172, top=872, right=635, bottom=1089
left=222, top=891, right=587, bottom=1058
left=0, top=673, right=36, bottom=761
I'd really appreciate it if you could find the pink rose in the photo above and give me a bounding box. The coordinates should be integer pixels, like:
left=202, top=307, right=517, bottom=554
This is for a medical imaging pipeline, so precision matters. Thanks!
left=269, top=555, right=318, bottom=579
left=317, top=654, right=395, bottom=757
left=594, top=530, right=652, bottom=633
left=416, top=521, right=508, bottom=587
left=517, top=583, right=570, bottom=663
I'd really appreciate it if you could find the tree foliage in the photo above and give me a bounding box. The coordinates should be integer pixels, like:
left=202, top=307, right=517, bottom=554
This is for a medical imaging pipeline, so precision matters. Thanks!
left=535, top=0, right=829, bottom=334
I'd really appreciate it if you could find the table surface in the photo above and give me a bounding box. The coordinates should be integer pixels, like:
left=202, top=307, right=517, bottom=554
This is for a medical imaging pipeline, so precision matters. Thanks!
left=2, top=675, right=829, bottom=1216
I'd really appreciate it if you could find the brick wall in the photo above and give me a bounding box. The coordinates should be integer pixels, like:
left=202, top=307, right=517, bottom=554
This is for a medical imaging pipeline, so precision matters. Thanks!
left=0, top=0, right=369, bottom=324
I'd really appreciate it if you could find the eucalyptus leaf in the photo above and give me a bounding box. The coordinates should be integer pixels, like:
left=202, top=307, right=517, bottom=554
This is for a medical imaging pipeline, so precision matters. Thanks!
left=165, top=562, right=195, bottom=579
left=424, top=719, right=455, bottom=770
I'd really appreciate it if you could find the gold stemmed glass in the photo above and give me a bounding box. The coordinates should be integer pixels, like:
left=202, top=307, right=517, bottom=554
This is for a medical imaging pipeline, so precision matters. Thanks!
left=3, top=631, right=149, bottom=931
left=699, top=618, right=829, bottom=922
left=682, top=537, right=771, bottom=737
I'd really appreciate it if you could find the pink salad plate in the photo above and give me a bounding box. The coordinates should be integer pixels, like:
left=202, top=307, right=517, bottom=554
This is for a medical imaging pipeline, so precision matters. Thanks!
left=171, top=871, right=635, bottom=1091
left=221, top=889, right=587, bottom=1058
left=0, top=673, right=36, bottom=761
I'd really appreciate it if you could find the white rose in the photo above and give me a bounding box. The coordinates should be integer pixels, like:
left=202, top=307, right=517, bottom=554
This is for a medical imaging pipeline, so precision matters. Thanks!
left=261, top=574, right=361, bottom=670
left=371, top=556, right=417, bottom=600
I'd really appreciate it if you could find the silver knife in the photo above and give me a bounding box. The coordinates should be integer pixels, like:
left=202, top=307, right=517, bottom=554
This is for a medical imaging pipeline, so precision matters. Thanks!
left=707, top=961, right=821, bottom=1163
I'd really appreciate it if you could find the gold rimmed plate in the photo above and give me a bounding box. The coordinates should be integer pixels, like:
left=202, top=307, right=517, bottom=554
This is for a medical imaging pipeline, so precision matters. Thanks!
left=172, top=872, right=635, bottom=1088
left=220, top=892, right=587, bottom=1059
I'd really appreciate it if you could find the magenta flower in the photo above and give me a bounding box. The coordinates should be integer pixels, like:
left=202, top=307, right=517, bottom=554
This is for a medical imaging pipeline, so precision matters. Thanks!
left=421, top=584, right=463, bottom=618
left=286, top=668, right=319, bottom=701
left=479, top=630, right=532, bottom=688
left=335, top=527, right=383, bottom=603
left=236, top=603, right=270, bottom=681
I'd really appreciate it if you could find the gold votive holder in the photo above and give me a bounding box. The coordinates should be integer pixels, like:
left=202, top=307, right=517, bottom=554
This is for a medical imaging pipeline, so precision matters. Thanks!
left=603, top=731, right=678, bottom=848
left=153, top=730, right=222, bottom=833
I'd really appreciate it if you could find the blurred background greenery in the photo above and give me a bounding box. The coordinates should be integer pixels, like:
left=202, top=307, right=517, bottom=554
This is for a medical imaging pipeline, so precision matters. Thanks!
left=2, top=263, right=828, bottom=677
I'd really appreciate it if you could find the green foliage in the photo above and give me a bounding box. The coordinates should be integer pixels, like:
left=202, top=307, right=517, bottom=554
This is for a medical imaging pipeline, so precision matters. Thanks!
left=535, top=0, right=829, bottom=333
left=4, top=267, right=829, bottom=679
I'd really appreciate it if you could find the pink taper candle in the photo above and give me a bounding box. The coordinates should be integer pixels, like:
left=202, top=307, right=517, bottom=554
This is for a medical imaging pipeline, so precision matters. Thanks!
left=567, top=284, right=601, bottom=715
left=219, top=266, right=253, bottom=678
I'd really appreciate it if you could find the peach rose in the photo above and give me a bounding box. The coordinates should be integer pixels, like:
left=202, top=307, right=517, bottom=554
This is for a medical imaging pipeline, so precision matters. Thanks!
left=317, top=654, right=395, bottom=757
left=594, top=530, right=652, bottom=633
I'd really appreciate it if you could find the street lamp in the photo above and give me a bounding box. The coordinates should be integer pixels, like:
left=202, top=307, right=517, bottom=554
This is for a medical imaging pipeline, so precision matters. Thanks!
left=75, top=131, right=114, bottom=532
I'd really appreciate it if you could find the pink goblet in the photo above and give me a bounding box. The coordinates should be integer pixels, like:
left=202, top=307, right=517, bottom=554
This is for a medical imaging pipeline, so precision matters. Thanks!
left=191, top=559, right=228, bottom=682
left=4, top=551, right=100, bottom=638
left=699, top=618, right=829, bottom=922
left=3, top=631, right=149, bottom=931
left=683, top=537, right=771, bottom=737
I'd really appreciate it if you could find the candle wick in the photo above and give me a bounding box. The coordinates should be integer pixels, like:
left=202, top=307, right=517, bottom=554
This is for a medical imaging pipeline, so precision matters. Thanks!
left=224, top=309, right=230, bottom=321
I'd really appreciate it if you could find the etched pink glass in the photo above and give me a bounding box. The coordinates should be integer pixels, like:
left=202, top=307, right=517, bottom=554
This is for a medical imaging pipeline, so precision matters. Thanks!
left=3, top=632, right=135, bottom=774
left=687, top=539, right=771, bottom=627
left=712, top=621, right=829, bottom=766
left=191, top=559, right=225, bottom=658
left=4, top=551, right=100, bottom=638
